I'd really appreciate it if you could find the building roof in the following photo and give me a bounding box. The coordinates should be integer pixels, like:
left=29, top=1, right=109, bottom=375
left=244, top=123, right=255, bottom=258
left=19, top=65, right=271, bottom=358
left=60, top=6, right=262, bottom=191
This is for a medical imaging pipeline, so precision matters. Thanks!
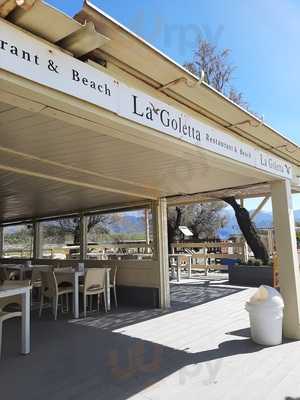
left=76, top=1, right=300, bottom=168
left=1, top=0, right=299, bottom=170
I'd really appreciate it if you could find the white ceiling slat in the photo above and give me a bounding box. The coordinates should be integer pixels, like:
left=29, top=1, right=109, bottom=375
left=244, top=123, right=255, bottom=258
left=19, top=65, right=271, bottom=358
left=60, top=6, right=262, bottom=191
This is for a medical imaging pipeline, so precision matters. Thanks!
left=0, top=99, right=271, bottom=222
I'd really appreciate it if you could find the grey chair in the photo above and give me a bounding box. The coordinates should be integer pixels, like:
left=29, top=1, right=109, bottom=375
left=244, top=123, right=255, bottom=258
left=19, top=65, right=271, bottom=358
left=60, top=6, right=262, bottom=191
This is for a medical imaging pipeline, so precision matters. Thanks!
left=39, top=269, right=73, bottom=320
left=0, top=280, right=31, bottom=358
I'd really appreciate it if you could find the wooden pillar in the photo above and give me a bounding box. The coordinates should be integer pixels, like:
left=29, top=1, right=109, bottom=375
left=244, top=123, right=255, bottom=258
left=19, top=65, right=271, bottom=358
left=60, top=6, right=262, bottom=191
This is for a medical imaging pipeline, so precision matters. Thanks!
left=153, top=198, right=170, bottom=308
left=144, top=208, right=151, bottom=254
left=80, top=214, right=87, bottom=262
left=271, top=180, right=300, bottom=339
left=0, top=225, right=3, bottom=258
left=33, top=221, right=42, bottom=260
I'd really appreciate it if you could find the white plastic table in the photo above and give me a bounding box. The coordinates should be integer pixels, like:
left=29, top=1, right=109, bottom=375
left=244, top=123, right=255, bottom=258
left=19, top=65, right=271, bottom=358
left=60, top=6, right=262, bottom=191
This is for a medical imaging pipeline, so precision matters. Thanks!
left=0, top=285, right=31, bottom=354
left=169, top=254, right=192, bottom=282
left=0, top=263, right=29, bottom=280
left=54, top=268, right=111, bottom=318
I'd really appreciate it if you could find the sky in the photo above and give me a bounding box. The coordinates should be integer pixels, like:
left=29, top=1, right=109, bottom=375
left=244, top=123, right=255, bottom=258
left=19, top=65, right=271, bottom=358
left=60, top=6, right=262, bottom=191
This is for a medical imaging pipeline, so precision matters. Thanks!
left=45, top=0, right=300, bottom=211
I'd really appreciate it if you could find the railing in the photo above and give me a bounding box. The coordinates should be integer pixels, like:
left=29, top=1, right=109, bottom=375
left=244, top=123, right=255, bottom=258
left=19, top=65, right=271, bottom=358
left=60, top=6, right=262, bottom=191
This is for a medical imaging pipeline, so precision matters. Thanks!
left=85, top=243, right=153, bottom=260
left=2, top=248, right=33, bottom=258
left=171, top=241, right=245, bottom=272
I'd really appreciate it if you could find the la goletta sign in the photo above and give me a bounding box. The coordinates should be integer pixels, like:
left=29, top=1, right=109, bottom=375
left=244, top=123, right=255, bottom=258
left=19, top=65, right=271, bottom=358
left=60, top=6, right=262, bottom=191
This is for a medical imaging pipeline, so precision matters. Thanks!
left=0, top=20, right=293, bottom=180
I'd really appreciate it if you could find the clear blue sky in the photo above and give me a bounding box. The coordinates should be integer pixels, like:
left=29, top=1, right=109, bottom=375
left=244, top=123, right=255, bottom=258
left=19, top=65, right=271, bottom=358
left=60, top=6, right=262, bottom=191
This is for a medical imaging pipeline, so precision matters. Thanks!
left=46, top=0, right=300, bottom=211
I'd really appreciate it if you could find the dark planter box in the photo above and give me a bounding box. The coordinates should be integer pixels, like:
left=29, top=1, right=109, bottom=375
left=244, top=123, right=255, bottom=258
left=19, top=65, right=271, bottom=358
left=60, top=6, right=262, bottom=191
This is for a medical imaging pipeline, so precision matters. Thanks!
left=117, top=285, right=159, bottom=308
left=228, top=265, right=273, bottom=287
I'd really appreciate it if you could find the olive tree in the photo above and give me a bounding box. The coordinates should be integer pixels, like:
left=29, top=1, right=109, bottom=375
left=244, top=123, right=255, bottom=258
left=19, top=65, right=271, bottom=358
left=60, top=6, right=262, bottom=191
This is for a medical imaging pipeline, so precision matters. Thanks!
left=180, top=38, right=269, bottom=262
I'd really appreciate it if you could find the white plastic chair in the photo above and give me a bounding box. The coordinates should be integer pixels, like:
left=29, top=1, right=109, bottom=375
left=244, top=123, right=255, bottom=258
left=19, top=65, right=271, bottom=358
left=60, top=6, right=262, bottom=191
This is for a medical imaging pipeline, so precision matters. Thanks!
left=108, top=266, right=118, bottom=308
left=80, top=268, right=107, bottom=317
left=0, top=280, right=30, bottom=358
left=39, top=269, right=73, bottom=320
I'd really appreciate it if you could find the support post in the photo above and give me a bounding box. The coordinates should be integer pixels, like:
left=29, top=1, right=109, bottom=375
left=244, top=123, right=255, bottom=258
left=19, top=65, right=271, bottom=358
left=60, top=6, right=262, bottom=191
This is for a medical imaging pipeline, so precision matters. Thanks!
left=271, top=180, right=300, bottom=339
left=153, top=198, right=170, bottom=308
left=0, top=225, right=3, bottom=258
left=80, top=214, right=87, bottom=262
left=33, top=221, right=41, bottom=260
left=250, top=196, right=270, bottom=220
left=144, top=208, right=150, bottom=253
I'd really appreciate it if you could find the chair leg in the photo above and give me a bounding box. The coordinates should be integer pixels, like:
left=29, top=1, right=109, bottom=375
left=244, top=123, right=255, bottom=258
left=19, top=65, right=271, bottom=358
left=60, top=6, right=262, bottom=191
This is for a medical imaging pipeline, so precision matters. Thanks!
left=0, top=321, right=2, bottom=359
left=39, top=295, right=44, bottom=318
left=114, top=286, right=118, bottom=309
left=83, top=294, right=87, bottom=318
left=97, top=294, right=100, bottom=312
left=53, top=296, right=58, bottom=320
left=103, top=291, right=107, bottom=313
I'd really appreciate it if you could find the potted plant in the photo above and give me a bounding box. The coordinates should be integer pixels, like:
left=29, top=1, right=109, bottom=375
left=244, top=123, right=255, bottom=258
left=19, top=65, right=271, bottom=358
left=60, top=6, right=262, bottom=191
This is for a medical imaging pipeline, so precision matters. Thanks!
left=228, top=258, right=274, bottom=287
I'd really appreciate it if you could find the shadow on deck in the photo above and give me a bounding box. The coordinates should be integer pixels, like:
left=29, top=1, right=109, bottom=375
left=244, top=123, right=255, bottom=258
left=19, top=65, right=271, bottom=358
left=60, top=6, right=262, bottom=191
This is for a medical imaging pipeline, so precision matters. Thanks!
left=0, top=281, right=297, bottom=400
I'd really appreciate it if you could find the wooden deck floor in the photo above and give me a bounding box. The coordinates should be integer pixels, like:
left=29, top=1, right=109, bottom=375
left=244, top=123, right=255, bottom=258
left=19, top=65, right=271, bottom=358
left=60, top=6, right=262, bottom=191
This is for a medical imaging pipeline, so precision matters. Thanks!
left=1, top=279, right=300, bottom=400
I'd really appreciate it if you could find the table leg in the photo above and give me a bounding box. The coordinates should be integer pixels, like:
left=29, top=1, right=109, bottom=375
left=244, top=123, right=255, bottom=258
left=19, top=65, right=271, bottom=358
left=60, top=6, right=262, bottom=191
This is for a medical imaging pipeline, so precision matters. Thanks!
left=177, top=260, right=180, bottom=282
left=171, top=266, right=175, bottom=280
left=188, top=258, right=192, bottom=279
left=73, top=273, right=79, bottom=318
left=21, top=289, right=30, bottom=354
left=106, top=269, right=111, bottom=311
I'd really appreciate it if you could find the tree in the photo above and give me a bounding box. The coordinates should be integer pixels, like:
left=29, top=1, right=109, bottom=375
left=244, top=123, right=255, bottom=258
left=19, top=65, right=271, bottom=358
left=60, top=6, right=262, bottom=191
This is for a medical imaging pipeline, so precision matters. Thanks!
left=188, top=202, right=227, bottom=239
left=167, top=202, right=227, bottom=249
left=183, top=39, right=269, bottom=263
left=184, top=39, right=248, bottom=108
left=168, top=206, right=183, bottom=250
left=223, top=197, right=269, bottom=264
left=58, top=215, right=112, bottom=244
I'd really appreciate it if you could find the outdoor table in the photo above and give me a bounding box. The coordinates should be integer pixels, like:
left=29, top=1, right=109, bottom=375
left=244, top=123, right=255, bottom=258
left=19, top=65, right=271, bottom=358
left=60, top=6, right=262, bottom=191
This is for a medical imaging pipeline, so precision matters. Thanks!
left=0, top=284, right=31, bottom=354
left=0, top=263, right=30, bottom=280
left=54, top=267, right=111, bottom=318
left=169, top=254, right=192, bottom=282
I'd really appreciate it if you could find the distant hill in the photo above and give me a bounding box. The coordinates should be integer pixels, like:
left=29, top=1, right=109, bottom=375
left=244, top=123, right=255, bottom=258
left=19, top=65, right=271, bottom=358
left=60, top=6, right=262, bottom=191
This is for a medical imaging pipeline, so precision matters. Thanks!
left=110, top=208, right=300, bottom=238
left=109, top=214, right=145, bottom=234
left=4, top=209, right=300, bottom=239
left=219, top=208, right=300, bottom=239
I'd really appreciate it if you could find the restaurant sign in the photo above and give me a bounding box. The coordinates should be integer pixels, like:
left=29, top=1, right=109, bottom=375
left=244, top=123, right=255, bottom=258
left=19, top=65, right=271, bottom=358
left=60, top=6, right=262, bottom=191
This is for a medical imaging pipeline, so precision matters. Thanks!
left=0, top=20, right=119, bottom=113
left=119, top=84, right=292, bottom=179
left=0, top=20, right=293, bottom=180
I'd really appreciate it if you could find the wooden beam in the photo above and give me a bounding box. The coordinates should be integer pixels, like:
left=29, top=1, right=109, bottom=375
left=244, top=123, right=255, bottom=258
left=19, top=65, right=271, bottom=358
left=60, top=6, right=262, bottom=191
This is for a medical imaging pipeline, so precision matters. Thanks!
left=0, top=163, right=157, bottom=200
left=250, top=196, right=270, bottom=220
left=0, top=0, right=36, bottom=18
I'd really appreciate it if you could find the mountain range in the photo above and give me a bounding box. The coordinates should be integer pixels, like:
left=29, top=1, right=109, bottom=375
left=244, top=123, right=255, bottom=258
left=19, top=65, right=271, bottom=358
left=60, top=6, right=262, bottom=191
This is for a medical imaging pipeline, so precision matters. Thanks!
left=109, top=209, right=300, bottom=239
left=218, top=208, right=300, bottom=238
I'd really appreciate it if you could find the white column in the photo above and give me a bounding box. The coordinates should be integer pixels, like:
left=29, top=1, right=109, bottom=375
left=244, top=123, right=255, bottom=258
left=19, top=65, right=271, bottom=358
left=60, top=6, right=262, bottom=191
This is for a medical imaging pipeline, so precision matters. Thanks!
left=144, top=208, right=150, bottom=253
left=271, top=180, right=300, bottom=339
left=0, top=225, right=3, bottom=258
left=80, top=214, right=87, bottom=262
left=154, top=198, right=170, bottom=309
left=33, top=221, right=42, bottom=260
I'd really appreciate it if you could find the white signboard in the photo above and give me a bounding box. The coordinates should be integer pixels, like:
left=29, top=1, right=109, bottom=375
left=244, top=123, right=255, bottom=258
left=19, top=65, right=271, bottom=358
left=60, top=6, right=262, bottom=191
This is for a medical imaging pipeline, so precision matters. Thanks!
left=0, top=20, right=293, bottom=180
left=119, top=84, right=293, bottom=179
left=0, top=20, right=119, bottom=113
left=179, top=226, right=193, bottom=237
